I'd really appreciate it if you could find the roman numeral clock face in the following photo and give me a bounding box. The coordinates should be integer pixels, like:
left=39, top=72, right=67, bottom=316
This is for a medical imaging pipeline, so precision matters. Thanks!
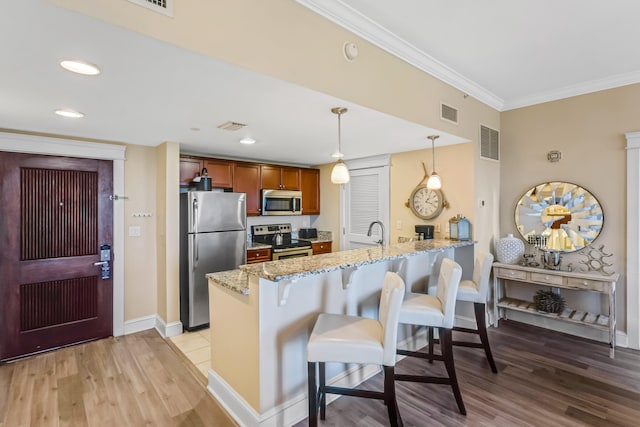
left=409, top=186, right=444, bottom=220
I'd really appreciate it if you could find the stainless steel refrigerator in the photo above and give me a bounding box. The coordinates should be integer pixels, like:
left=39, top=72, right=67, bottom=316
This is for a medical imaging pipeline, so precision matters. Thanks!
left=180, top=191, right=247, bottom=331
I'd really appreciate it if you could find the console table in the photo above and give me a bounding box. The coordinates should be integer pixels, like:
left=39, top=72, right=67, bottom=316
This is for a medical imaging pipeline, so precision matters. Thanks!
left=492, top=262, right=619, bottom=357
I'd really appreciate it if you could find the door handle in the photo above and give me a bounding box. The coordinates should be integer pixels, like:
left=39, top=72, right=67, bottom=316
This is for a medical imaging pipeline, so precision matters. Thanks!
left=93, top=261, right=108, bottom=266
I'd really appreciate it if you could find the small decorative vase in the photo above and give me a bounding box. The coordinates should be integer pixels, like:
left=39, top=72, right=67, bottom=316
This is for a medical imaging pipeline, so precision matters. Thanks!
left=496, top=234, right=525, bottom=264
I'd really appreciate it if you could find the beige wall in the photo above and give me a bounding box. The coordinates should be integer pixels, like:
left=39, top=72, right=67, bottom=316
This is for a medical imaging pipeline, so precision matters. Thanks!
left=501, top=83, right=640, bottom=334
left=48, top=0, right=502, bottom=326
left=390, top=143, right=475, bottom=244
left=155, top=142, right=181, bottom=324
left=123, top=145, right=157, bottom=320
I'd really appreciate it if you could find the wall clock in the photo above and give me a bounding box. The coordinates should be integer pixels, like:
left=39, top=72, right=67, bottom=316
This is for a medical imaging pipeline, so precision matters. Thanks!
left=409, top=185, right=445, bottom=220
left=405, top=162, right=448, bottom=220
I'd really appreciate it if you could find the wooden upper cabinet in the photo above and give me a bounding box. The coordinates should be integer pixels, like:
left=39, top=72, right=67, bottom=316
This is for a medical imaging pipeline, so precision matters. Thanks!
left=261, top=165, right=300, bottom=190
left=300, top=168, right=320, bottom=215
left=179, top=157, right=203, bottom=187
left=203, top=159, right=233, bottom=189
left=233, top=162, right=262, bottom=216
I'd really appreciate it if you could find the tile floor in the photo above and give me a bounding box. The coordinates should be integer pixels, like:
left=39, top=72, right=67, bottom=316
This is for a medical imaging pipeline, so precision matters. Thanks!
left=169, top=328, right=211, bottom=377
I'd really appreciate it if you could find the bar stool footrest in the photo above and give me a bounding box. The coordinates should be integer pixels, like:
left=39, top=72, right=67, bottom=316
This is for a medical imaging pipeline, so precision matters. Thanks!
left=395, top=373, right=452, bottom=385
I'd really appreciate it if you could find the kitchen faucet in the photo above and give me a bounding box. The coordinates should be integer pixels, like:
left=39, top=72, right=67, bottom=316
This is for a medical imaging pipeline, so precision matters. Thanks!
left=367, top=221, right=385, bottom=246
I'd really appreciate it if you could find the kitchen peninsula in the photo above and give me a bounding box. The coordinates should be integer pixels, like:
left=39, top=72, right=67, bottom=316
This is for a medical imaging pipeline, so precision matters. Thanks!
left=206, top=239, right=474, bottom=426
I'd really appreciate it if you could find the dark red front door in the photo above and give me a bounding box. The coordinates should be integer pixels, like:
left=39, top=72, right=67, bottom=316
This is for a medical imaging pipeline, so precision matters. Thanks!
left=0, top=152, right=113, bottom=360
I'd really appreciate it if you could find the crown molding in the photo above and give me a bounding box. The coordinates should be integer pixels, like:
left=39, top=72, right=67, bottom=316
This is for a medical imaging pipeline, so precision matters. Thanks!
left=297, top=1, right=640, bottom=112
left=503, top=70, right=640, bottom=111
left=296, top=0, right=504, bottom=111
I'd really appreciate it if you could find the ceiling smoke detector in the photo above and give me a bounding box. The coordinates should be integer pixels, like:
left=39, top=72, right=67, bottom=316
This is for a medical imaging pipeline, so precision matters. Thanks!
left=217, top=121, right=247, bottom=131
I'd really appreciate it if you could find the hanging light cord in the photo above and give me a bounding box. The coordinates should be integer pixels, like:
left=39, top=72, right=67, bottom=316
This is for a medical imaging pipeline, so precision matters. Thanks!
left=430, top=136, right=436, bottom=173
left=337, top=111, right=342, bottom=156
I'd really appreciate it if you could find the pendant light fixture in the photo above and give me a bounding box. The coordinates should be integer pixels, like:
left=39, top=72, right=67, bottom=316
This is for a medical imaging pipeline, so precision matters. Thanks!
left=426, top=135, right=442, bottom=190
left=330, top=107, right=350, bottom=184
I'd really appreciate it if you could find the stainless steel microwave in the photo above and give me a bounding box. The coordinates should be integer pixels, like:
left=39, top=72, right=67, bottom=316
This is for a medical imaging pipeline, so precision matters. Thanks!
left=261, top=189, right=302, bottom=215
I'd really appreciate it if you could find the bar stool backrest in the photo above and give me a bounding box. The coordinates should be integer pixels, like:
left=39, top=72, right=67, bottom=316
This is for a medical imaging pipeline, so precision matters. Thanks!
left=436, top=258, right=463, bottom=329
left=379, top=271, right=406, bottom=366
left=473, top=252, right=494, bottom=303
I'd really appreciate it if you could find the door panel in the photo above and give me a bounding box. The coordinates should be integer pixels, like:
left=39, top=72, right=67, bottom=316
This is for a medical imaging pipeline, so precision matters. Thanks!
left=342, top=167, right=389, bottom=250
left=0, top=152, right=113, bottom=360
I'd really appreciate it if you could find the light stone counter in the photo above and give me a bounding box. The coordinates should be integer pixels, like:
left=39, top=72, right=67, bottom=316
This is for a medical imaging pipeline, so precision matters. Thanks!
left=207, top=239, right=473, bottom=295
left=206, top=238, right=474, bottom=426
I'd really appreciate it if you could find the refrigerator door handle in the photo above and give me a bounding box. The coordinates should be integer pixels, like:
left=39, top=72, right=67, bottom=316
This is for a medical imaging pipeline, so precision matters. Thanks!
left=193, top=233, right=198, bottom=269
left=193, top=198, right=199, bottom=234
left=193, top=197, right=199, bottom=267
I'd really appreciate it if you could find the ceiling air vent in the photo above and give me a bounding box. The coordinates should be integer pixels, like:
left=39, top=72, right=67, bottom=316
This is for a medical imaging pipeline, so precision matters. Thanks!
left=480, top=125, right=499, bottom=161
left=128, top=0, right=173, bottom=17
left=440, top=103, right=458, bottom=124
left=217, top=121, right=247, bottom=131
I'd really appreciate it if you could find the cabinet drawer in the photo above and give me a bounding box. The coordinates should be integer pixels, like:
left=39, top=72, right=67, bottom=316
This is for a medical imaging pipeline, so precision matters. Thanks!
left=494, top=268, right=527, bottom=280
left=312, top=241, right=332, bottom=255
left=247, top=248, right=271, bottom=263
left=566, top=277, right=606, bottom=292
left=530, top=272, right=564, bottom=286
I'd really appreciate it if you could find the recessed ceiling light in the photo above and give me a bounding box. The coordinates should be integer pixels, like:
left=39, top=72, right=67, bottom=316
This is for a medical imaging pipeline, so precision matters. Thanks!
left=59, top=59, right=101, bottom=76
left=55, top=109, right=85, bottom=118
left=239, top=137, right=256, bottom=145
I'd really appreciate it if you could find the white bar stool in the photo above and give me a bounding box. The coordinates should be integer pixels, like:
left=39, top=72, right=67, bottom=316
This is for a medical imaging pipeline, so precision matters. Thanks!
left=395, top=258, right=466, bottom=415
left=427, top=252, right=498, bottom=373
left=307, top=271, right=406, bottom=427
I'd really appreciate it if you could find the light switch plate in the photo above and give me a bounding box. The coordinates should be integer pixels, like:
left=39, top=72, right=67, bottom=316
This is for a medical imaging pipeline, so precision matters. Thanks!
left=129, top=226, right=141, bottom=237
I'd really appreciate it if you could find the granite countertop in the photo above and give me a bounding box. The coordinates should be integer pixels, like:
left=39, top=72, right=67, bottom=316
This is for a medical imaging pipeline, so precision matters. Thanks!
left=247, top=242, right=272, bottom=250
left=208, top=239, right=473, bottom=295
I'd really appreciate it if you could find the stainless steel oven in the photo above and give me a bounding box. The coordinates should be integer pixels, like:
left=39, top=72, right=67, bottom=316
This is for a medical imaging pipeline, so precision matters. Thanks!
left=272, top=247, right=313, bottom=260
left=251, top=223, right=313, bottom=261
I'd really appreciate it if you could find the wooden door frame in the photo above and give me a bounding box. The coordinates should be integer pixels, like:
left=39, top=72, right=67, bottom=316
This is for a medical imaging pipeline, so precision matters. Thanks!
left=0, top=132, right=126, bottom=336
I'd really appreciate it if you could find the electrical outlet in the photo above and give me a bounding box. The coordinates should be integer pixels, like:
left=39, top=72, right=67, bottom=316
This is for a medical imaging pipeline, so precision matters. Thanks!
left=396, top=220, right=402, bottom=229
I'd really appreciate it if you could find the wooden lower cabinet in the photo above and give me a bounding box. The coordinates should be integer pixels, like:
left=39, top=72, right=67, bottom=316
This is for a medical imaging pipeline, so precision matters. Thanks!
left=247, top=248, right=271, bottom=263
left=311, top=241, right=332, bottom=255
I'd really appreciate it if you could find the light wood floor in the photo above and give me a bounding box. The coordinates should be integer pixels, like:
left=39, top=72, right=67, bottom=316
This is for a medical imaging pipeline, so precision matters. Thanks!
left=295, top=320, right=640, bottom=427
left=2, top=322, right=639, bottom=426
left=0, top=329, right=235, bottom=427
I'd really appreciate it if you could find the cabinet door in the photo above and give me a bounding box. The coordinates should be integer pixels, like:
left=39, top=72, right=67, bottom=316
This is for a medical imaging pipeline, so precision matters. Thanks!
left=301, top=168, right=320, bottom=215
left=234, top=163, right=261, bottom=216
left=281, top=167, right=301, bottom=190
left=204, top=159, right=233, bottom=188
left=179, top=157, right=202, bottom=187
left=260, top=165, right=281, bottom=190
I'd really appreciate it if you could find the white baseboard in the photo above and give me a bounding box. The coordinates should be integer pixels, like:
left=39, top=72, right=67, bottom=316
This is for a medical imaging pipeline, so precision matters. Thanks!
left=207, top=363, right=381, bottom=426
left=155, top=316, right=183, bottom=338
left=123, top=314, right=183, bottom=338
left=123, top=315, right=157, bottom=335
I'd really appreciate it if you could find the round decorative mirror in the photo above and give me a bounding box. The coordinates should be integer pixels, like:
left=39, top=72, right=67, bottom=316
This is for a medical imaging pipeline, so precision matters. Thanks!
left=514, top=182, right=603, bottom=252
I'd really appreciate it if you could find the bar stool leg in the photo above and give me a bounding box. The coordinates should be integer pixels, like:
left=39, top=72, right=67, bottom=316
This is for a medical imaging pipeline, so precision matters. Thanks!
left=440, top=328, right=466, bottom=415
left=427, top=327, right=434, bottom=363
left=474, top=302, right=498, bottom=373
left=308, top=362, right=318, bottom=427
left=319, top=362, right=327, bottom=420
left=383, top=366, right=403, bottom=427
